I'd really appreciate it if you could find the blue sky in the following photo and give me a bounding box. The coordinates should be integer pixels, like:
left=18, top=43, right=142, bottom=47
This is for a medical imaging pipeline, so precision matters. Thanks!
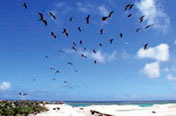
left=0, top=0, right=176, bottom=101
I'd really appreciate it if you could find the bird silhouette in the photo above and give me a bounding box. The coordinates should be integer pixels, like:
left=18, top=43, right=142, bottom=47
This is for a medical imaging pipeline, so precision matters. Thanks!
left=144, top=43, right=149, bottom=50
left=120, top=33, right=123, bottom=38
left=55, top=70, right=60, bottom=74
left=62, top=28, right=69, bottom=37
left=73, top=42, right=76, bottom=46
left=49, top=12, right=56, bottom=19
left=136, top=28, right=141, bottom=33
left=45, top=56, right=49, bottom=59
left=49, top=66, right=55, bottom=70
left=93, top=49, right=96, bottom=54
left=80, top=40, right=83, bottom=44
left=72, top=46, right=77, bottom=51
left=129, top=4, right=134, bottom=10
left=99, top=43, right=103, bottom=47
left=74, top=69, right=79, bottom=72
left=94, top=60, right=97, bottom=64
left=81, top=54, right=87, bottom=59
left=23, top=2, right=27, bottom=9
left=108, top=11, right=114, bottom=18
left=78, top=26, right=82, bottom=32
left=139, top=15, right=145, bottom=23
left=69, top=17, right=73, bottom=22
left=145, top=24, right=153, bottom=29
left=51, top=32, right=56, bottom=39
left=100, top=29, right=104, bottom=35
left=86, top=15, right=90, bottom=24
left=109, top=38, right=114, bottom=44
left=102, top=16, right=108, bottom=21
left=68, top=62, right=73, bottom=66
left=128, top=13, right=132, bottom=18
left=60, top=50, right=65, bottom=54
left=125, top=4, right=131, bottom=11
left=39, top=12, right=47, bottom=26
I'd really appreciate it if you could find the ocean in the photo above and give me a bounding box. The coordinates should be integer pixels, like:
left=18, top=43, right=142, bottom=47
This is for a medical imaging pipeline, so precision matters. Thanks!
left=64, top=100, right=176, bottom=107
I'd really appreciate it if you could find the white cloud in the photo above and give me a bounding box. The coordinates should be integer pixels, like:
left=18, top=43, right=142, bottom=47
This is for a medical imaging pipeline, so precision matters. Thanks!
left=167, top=74, right=176, bottom=81
left=98, top=5, right=109, bottom=16
left=163, top=67, right=169, bottom=72
left=0, top=82, right=10, bottom=90
left=137, top=43, right=169, bottom=62
left=142, top=62, right=160, bottom=78
left=136, top=0, right=170, bottom=32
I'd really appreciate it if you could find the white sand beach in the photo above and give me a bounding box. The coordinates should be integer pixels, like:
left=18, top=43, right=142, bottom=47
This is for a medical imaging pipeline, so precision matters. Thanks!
left=30, top=103, right=176, bottom=116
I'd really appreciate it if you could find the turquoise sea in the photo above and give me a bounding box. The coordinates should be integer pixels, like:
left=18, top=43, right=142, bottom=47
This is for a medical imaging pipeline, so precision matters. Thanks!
left=64, top=100, right=176, bottom=107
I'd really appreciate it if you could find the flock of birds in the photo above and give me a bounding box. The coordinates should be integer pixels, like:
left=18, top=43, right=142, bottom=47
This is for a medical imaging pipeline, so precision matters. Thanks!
left=19, top=2, right=152, bottom=96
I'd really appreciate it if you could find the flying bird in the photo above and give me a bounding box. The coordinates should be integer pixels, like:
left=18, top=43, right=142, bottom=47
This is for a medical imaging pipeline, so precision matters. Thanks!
left=99, top=43, right=103, bottom=47
left=120, top=33, right=123, bottom=38
left=81, top=54, right=87, bottom=59
left=139, top=15, right=145, bottom=23
left=45, top=56, right=49, bottom=59
left=51, top=32, right=56, bottom=39
left=129, top=4, right=134, bottom=10
left=78, top=26, right=82, bottom=32
left=136, top=28, right=141, bottom=33
left=55, top=70, right=60, bottom=74
left=73, top=42, right=76, bottom=46
left=68, top=62, right=73, bottom=66
left=74, top=69, right=79, bottom=72
left=128, top=13, right=132, bottom=18
left=72, top=46, right=77, bottom=51
left=145, top=24, right=153, bottom=29
left=94, top=60, right=97, bottom=64
left=100, top=29, right=104, bottom=35
left=62, top=28, right=68, bottom=37
left=60, top=50, right=65, bottom=54
left=144, top=43, right=149, bottom=50
left=93, top=49, right=96, bottom=54
left=49, top=12, right=56, bottom=19
left=124, top=4, right=131, bottom=11
left=23, top=2, right=27, bottom=9
left=86, top=15, right=90, bottom=24
left=108, top=11, right=114, bottom=18
left=79, top=40, right=83, bottom=44
left=109, top=38, right=114, bottom=44
left=102, top=16, right=108, bottom=21
left=69, top=17, right=73, bottom=22
left=49, top=66, right=55, bottom=70
left=39, top=12, right=47, bottom=26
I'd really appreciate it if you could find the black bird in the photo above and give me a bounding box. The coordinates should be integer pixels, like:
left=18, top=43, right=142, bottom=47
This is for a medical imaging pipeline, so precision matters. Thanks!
left=53, top=78, right=56, bottom=81
left=129, top=4, right=134, bottom=10
left=81, top=54, right=87, bottom=59
left=68, top=62, right=73, bottom=66
left=62, top=28, right=68, bottom=37
left=72, top=46, right=77, bottom=51
left=49, top=66, right=55, bottom=70
left=60, top=50, right=65, bottom=54
left=125, top=4, right=131, bottom=11
left=49, top=12, right=56, bottom=19
left=73, top=42, right=76, bottom=46
left=136, top=28, right=141, bottom=33
left=100, top=29, right=104, bottom=35
left=64, top=81, right=68, bottom=83
left=51, top=32, right=56, bottom=39
left=128, top=13, right=132, bottom=18
left=84, top=48, right=87, bottom=50
left=102, top=16, right=108, bottom=21
left=74, top=69, right=78, bottom=72
left=109, top=38, right=114, bottom=44
left=55, top=70, right=60, bottom=74
left=108, top=11, right=114, bottom=18
left=39, top=12, right=47, bottom=26
left=23, top=2, right=27, bottom=9
left=99, top=43, right=103, bottom=47
left=145, top=24, right=153, bottom=29
left=139, top=15, right=145, bottom=23
left=78, top=26, right=82, bottom=32
left=94, top=60, right=97, bottom=64
left=80, top=40, right=83, bottom=44
left=45, top=56, right=49, bottom=59
left=69, top=17, right=73, bottom=22
left=120, top=33, right=123, bottom=38
left=86, top=15, right=90, bottom=24
left=93, top=49, right=96, bottom=54
left=144, top=43, right=149, bottom=50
